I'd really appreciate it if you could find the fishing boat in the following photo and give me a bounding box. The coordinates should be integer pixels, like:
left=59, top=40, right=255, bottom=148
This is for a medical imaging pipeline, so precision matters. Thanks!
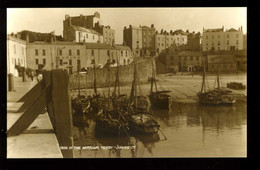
left=148, top=60, right=171, bottom=109
left=95, top=109, right=129, bottom=136
left=197, top=57, right=236, bottom=105
left=126, top=58, right=160, bottom=134
left=71, top=66, right=90, bottom=113
left=128, top=114, right=160, bottom=134
left=95, top=51, right=129, bottom=136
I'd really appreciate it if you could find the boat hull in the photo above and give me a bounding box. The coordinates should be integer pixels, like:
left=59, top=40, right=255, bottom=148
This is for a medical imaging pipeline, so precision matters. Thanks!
left=128, top=114, right=160, bottom=134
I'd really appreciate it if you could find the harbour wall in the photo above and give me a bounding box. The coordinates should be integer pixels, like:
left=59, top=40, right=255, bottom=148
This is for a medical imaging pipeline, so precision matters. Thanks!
left=69, top=58, right=155, bottom=89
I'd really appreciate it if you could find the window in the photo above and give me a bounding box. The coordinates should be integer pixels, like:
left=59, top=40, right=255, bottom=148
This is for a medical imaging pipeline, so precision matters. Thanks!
left=184, top=56, right=187, bottom=61
left=93, top=35, right=95, bottom=39
left=14, top=45, right=16, bottom=54
left=171, top=56, right=174, bottom=60
left=125, top=51, right=127, bottom=56
left=107, top=50, right=110, bottom=56
left=206, top=35, right=208, bottom=39
left=69, top=50, right=72, bottom=56
left=59, top=50, right=62, bottom=55
left=112, top=59, right=116, bottom=64
left=21, top=59, right=23, bottom=65
left=18, top=59, right=20, bottom=65
left=227, top=34, right=229, bottom=38
left=196, top=56, right=199, bottom=61
left=69, top=59, right=72, bottom=65
left=136, top=41, right=139, bottom=43
left=124, top=59, right=126, bottom=64
left=43, top=58, right=46, bottom=65
left=86, top=34, right=88, bottom=38
left=162, top=43, right=164, bottom=46
left=158, top=37, right=160, bottom=41
left=158, top=43, right=160, bottom=47
left=77, top=49, right=80, bottom=56
left=59, top=59, right=63, bottom=65
left=227, top=40, right=229, bottom=45
left=35, top=59, right=38, bottom=64
left=218, top=35, right=220, bottom=38
left=236, top=40, right=239, bottom=44
left=43, top=49, right=45, bottom=56
left=121, top=51, right=123, bottom=56
left=92, top=49, right=94, bottom=56
left=236, top=34, right=239, bottom=38
left=35, top=49, right=38, bottom=56
left=190, top=56, right=193, bottom=61
left=218, top=47, right=220, bottom=50
left=218, top=41, right=220, bottom=45
left=77, top=59, right=81, bottom=69
left=212, top=35, right=214, bottom=39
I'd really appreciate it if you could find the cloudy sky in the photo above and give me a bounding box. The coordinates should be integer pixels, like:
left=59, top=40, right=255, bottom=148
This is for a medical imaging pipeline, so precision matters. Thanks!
left=7, top=8, right=247, bottom=44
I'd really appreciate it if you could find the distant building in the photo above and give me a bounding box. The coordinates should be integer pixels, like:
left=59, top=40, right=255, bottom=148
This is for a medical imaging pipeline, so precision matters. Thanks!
left=63, top=12, right=102, bottom=30
left=26, top=39, right=133, bottom=74
left=207, top=55, right=237, bottom=73
left=123, top=25, right=143, bottom=57
left=63, top=20, right=103, bottom=43
left=202, top=26, right=244, bottom=51
left=94, top=22, right=115, bottom=45
left=179, top=31, right=201, bottom=51
left=141, top=25, right=156, bottom=55
left=178, top=51, right=203, bottom=72
left=155, top=29, right=188, bottom=53
left=7, top=34, right=27, bottom=77
left=157, top=44, right=179, bottom=73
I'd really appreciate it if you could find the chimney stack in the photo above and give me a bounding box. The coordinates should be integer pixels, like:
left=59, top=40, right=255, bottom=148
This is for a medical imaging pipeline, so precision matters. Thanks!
left=151, top=24, right=154, bottom=28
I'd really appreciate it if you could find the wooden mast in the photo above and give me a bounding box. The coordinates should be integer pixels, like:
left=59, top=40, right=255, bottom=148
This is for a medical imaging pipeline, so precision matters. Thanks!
left=108, top=49, right=111, bottom=110
left=77, top=60, right=80, bottom=96
left=93, top=53, right=97, bottom=95
left=201, top=56, right=206, bottom=93
left=217, top=64, right=220, bottom=91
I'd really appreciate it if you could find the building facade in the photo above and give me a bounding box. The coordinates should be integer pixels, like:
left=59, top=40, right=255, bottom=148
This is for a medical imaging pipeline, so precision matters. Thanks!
left=178, top=51, right=203, bottom=72
left=123, top=25, right=143, bottom=57
left=7, top=34, right=27, bottom=77
left=207, top=55, right=237, bottom=73
left=63, top=12, right=102, bottom=30
left=155, top=30, right=188, bottom=53
left=63, top=21, right=103, bottom=43
left=202, top=27, right=244, bottom=51
left=94, top=22, right=115, bottom=45
left=26, top=40, right=133, bottom=74
left=141, top=25, right=156, bottom=51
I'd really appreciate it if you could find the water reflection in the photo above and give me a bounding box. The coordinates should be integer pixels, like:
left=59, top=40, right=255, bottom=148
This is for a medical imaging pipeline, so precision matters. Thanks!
left=73, top=101, right=247, bottom=157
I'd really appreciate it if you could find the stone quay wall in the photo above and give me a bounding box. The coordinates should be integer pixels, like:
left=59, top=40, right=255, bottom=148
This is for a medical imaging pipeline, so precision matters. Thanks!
left=69, top=58, right=155, bottom=89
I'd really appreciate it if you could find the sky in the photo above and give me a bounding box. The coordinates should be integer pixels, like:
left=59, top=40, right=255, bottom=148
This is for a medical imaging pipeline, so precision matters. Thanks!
left=7, top=8, right=247, bottom=44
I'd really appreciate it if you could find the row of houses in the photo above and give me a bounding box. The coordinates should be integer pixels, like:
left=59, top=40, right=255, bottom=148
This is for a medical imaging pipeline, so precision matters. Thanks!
left=7, top=34, right=133, bottom=76
left=7, top=11, right=246, bottom=77
left=156, top=44, right=246, bottom=74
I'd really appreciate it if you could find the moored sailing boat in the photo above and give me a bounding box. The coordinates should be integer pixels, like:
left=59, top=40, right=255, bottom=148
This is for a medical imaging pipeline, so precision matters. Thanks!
left=127, top=58, right=160, bottom=134
left=95, top=49, right=129, bottom=136
left=197, top=57, right=236, bottom=105
left=148, top=59, right=171, bottom=109
left=71, top=64, right=90, bottom=114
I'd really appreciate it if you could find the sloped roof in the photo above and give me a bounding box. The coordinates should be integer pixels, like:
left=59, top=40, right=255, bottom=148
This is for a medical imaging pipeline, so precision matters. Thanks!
left=71, top=25, right=102, bottom=36
left=226, top=28, right=238, bottom=32
left=207, top=55, right=236, bottom=64
left=85, top=43, right=112, bottom=49
left=114, top=45, right=131, bottom=51
left=178, top=51, right=202, bottom=56
left=204, top=28, right=223, bottom=33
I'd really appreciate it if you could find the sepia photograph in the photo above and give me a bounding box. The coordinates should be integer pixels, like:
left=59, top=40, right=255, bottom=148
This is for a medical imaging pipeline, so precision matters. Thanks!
left=6, top=7, right=247, bottom=158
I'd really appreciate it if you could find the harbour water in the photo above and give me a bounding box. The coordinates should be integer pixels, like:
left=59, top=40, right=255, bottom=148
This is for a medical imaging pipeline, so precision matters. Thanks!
left=72, top=100, right=247, bottom=158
